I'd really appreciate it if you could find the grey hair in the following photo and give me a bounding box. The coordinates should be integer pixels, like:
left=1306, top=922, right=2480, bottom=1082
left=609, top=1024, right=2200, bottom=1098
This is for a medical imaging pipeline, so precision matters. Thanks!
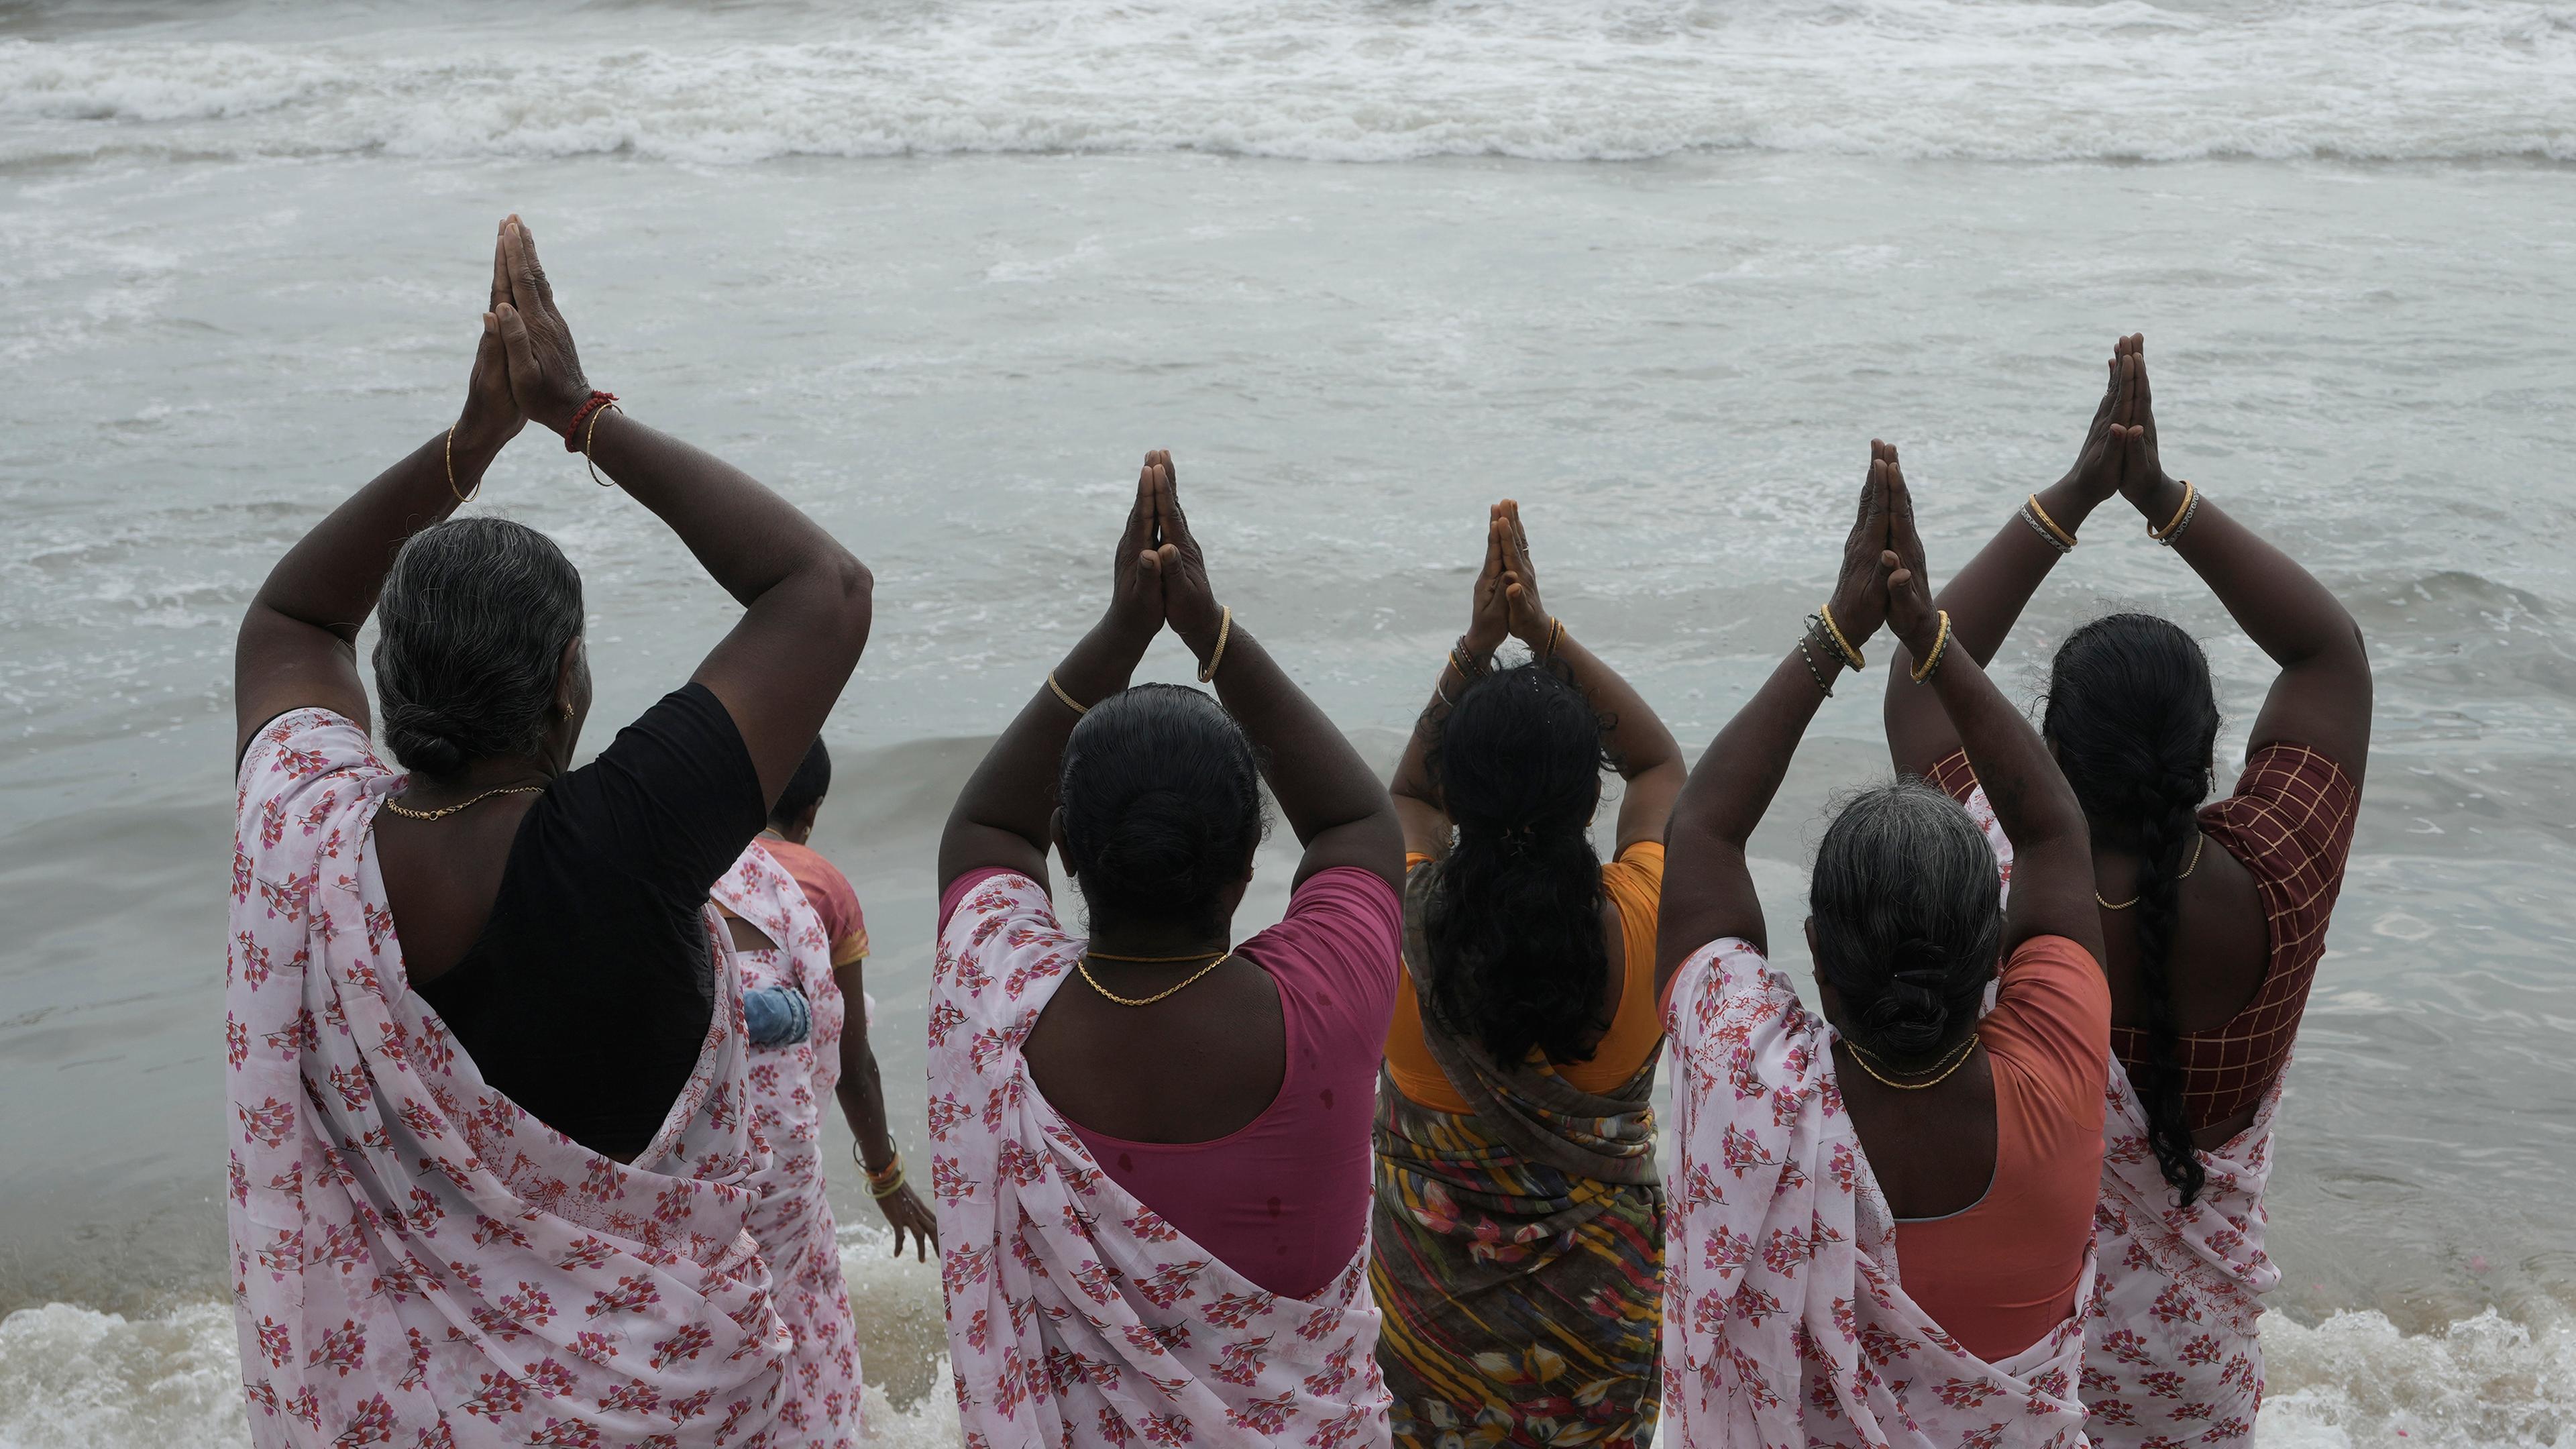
left=1809, top=777, right=2004, bottom=1065
left=371, top=517, right=584, bottom=777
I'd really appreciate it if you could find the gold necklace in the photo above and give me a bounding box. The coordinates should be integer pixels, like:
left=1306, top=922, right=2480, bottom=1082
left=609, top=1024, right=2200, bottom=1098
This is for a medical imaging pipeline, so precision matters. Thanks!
left=382, top=784, right=547, bottom=821
left=1077, top=952, right=1232, bottom=1008
left=1840, top=1032, right=1980, bottom=1091
left=2096, top=833, right=2206, bottom=910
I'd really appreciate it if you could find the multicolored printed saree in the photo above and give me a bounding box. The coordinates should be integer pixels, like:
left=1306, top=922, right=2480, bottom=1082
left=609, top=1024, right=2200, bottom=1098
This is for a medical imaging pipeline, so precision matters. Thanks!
left=1369, top=875, right=1664, bottom=1449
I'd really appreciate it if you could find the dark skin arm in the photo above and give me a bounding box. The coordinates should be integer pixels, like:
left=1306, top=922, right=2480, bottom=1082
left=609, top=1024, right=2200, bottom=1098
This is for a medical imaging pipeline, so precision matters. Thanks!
left=1878, top=453, right=2102, bottom=963
left=1155, top=455, right=1403, bottom=894
left=1392, top=500, right=1684, bottom=860
left=1882, top=341, right=2127, bottom=777
left=937, top=451, right=1401, bottom=897
left=1888, top=335, right=2371, bottom=788
left=2108, top=336, right=2373, bottom=782
left=936, top=458, right=1168, bottom=892
left=233, top=226, right=525, bottom=763
left=1656, top=444, right=1901, bottom=993
left=831, top=956, right=939, bottom=1262
left=489, top=216, right=871, bottom=809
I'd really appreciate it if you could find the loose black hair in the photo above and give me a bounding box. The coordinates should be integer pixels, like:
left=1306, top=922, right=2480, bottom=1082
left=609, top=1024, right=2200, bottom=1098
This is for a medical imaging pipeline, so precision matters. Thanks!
left=773, top=738, right=833, bottom=829
left=372, top=517, right=584, bottom=777
left=1810, top=780, right=2004, bottom=1067
left=1058, top=684, right=1264, bottom=936
left=1417, top=662, right=1613, bottom=1068
left=2043, top=611, right=2220, bottom=1206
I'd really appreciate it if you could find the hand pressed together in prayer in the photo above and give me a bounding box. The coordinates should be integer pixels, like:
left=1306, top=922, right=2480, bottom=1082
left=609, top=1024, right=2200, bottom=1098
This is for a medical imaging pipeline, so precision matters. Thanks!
left=1876, top=444, right=1943, bottom=661
left=490, top=215, right=596, bottom=438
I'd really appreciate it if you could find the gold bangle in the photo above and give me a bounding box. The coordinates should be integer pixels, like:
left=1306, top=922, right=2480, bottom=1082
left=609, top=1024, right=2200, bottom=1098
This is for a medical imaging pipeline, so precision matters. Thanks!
left=1196, top=604, right=1232, bottom=683
left=1046, top=672, right=1091, bottom=716
left=2024, top=494, right=2076, bottom=551
left=1815, top=602, right=1866, bottom=671
left=446, top=424, right=478, bottom=504
left=1911, top=610, right=1953, bottom=684
left=2150, top=481, right=2198, bottom=541
left=866, top=1159, right=907, bottom=1199
left=584, top=402, right=621, bottom=488
left=1540, top=616, right=1564, bottom=665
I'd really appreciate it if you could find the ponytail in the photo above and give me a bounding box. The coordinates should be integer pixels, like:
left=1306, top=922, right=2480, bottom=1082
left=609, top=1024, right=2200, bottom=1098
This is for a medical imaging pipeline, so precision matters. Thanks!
left=2043, top=612, right=2221, bottom=1207
left=1419, top=664, right=1613, bottom=1067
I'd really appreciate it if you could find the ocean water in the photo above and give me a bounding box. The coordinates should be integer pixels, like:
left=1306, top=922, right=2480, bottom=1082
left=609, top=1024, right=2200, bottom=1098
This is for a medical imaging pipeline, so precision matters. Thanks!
left=3, top=0, right=2573, bottom=1444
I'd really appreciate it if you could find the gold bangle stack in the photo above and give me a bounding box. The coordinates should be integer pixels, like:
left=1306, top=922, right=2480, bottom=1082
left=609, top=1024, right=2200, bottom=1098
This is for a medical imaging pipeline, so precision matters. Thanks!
left=861, top=1150, right=907, bottom=1199
left=1814, top=603, right=1866, bottom=671
left=2150, top=481, right=2200, bottom=545
left=1910, top=610, right=1953, bottom=684
left=1046, top=671, right=1091, bottom=716
left=2021, top=494, right=2075, bottom=553
left=1196, top=605, right=1233, bottom=682
left=1540, top=616, right=1564, bottom=665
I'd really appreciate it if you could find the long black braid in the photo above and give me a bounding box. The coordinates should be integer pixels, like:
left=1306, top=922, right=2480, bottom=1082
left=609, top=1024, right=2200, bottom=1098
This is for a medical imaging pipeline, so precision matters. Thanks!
left=2043, top=613, right=2220, bottom=1207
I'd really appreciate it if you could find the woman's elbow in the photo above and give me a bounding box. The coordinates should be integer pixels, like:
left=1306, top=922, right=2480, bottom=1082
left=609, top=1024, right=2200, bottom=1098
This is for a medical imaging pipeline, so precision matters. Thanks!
left=824, top=550, right=874, bottom=652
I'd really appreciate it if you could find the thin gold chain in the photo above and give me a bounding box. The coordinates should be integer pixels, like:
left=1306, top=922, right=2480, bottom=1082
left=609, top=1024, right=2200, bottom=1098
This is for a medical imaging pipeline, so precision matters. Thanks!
left=2096, top=833, right=2206, bottom=911
left=1840, top=1032, right=1980, bottom=1091
left=382, top=784, right=547, bottom=821
left=1077, top=953, right=1232, bottom=1008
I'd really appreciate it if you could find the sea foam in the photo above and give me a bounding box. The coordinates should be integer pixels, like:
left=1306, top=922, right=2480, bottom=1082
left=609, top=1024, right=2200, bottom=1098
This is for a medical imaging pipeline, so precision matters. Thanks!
left=2, top=0, right=2572, bottom=168
left=6, top=1260, right=2570, bottom=1448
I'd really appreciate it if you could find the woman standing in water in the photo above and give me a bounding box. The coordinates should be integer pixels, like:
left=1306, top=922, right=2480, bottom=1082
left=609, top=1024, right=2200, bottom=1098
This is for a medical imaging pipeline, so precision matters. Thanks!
left=1659, top=445, right=2110, bottom=1446
left=1372, top=502, right=1682, bottom=1448
left=1881, top=337, right=2369, bottom=1447
left=930, top=453, right=1404, bottom=1448
left=227, top=217, right=869, bottom=1447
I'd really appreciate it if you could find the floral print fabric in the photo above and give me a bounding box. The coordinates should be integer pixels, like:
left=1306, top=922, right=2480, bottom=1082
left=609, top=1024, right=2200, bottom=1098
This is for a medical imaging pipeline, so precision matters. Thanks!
left=227, top=709, right=788, bottom=1448
left=1660, top=934, right=2093, bottom=1449
left=1949, top=782, right=2281, bottom=1448
left=712, top=844, right=866, bottom=1445
left=928, top=870, right=1393, bottom=1448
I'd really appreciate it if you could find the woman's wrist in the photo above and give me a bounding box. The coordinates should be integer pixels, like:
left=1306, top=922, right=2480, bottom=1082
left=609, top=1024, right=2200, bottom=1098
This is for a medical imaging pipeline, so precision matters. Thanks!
left=1176, top=609, right=1228, bottom=664
left=2033, top=476, right=2102, bottom=535
left=2131, top=471, right=2190, bottom=529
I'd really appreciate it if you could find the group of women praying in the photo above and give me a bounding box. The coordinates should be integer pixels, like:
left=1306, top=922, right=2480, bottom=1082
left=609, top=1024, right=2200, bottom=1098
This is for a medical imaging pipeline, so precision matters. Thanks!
left=225, top=218, right=2367, bottom=1449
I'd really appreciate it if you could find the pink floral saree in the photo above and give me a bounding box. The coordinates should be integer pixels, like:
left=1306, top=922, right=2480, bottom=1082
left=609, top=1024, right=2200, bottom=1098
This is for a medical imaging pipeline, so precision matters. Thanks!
left=1661, top=936, right=2094, bottom=1449
left=712, top=843, right=867, bottom=1446
left=928, top=870, right=1393, bottom=1448
left=227, top=709, right=788, bottom=1448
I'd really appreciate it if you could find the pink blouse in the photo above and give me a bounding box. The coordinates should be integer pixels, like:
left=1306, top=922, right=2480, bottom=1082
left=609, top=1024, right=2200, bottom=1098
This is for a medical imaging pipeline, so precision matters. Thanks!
left=938, top=865, right=1401, bottom=1299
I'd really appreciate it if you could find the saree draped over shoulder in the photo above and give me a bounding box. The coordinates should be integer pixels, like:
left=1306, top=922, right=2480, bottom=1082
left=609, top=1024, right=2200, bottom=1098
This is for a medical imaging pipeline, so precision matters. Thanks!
left=1369, top=869, right=1664, bottom=1448
left=226, top=709, right=788, bottom=1449
left=712, top=843, right=866, bottom=1446
left=1946, top=777, right=2292, bottom=1449
left=1661, top=936, right=2094, bottom=1449
left=928, top=871, right=1393, bottom=1449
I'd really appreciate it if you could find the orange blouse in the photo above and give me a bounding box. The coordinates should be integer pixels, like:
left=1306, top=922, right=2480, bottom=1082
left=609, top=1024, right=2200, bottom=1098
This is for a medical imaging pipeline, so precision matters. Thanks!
left=1888, top=932, right=2110, bottom=1361
left=1383, top=841, right=1666, bottom=1114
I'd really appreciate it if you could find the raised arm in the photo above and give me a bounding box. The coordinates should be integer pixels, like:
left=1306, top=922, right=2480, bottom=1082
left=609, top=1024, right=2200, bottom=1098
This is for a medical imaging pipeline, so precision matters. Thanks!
left=1155, top=455, right=1404, bottom=894
left=233, top=226, right=525, bottom=763
left=2110, top=335, right=2371, bottom=782
left=1657, top=445, right=1898, bottom=991
left=490, top=217, right=871, bottom=810
left=936, top=460, right=1167, bottom=891
left=1388, top=502, right=1684, bottom=859
left=1884, top=341, right=2127, bottom=777
left=1879, top=453, right=2102, bottom=962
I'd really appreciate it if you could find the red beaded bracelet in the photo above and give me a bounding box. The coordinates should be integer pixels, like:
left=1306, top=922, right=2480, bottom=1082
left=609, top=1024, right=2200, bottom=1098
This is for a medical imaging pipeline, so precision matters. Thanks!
left=564, top=390, right=618, bottom=451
